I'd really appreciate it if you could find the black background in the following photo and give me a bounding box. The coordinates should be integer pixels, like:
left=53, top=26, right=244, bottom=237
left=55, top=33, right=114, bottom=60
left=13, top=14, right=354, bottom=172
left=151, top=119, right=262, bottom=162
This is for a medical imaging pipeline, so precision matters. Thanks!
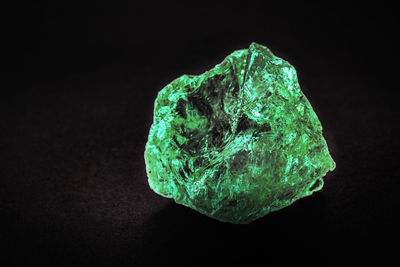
left=1, top=2, right=399, bottom=266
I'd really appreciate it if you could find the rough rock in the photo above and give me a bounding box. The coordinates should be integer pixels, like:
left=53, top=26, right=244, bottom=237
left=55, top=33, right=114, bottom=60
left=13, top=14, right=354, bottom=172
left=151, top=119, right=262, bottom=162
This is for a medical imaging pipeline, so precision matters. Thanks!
left=144, top=42, right=335, bottom=224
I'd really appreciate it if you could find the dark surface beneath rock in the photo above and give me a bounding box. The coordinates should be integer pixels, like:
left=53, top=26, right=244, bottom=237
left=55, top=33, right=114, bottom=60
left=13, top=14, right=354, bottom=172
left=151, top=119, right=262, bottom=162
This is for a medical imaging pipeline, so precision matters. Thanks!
left=1, top=2, right=399, bottom=266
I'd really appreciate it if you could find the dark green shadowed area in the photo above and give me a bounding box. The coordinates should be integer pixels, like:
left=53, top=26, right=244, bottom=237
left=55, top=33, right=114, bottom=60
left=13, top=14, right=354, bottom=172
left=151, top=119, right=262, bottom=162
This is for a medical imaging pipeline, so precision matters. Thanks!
left=144, top=42, right=335, bottom=224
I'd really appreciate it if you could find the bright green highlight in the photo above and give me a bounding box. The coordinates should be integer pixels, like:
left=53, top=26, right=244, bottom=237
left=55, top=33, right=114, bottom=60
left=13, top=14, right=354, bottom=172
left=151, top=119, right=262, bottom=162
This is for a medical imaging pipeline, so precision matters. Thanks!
left=145, top=42, right=335, bottom=224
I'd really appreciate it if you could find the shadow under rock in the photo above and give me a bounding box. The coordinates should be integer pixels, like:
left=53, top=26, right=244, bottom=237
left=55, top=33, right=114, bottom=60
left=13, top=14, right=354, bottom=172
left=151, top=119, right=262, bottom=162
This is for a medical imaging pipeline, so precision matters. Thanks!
left=132, top=191, right=332, bottom=266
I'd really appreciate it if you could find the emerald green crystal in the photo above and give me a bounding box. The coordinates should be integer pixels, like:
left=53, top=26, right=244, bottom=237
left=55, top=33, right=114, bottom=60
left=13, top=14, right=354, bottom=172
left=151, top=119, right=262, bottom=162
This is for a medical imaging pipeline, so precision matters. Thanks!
left=144, top=42, right=335, bottom=224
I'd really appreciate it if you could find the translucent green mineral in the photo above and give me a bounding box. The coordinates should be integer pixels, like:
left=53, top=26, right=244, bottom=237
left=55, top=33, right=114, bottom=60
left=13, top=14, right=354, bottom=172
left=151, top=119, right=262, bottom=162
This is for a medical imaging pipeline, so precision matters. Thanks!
left=144, top=42, right=335, bottom=224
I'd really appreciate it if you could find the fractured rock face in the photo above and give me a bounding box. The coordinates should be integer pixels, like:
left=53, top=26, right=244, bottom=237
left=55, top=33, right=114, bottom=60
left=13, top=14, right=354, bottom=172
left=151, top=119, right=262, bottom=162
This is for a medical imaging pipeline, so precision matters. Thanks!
left=144, top=42, right=335, bottom=224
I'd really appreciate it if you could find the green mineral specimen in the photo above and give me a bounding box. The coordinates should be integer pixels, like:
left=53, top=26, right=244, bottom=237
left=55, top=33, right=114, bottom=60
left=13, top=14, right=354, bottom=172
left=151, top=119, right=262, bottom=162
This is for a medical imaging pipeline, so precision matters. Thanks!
left=144, top=42, right=335, bottom=224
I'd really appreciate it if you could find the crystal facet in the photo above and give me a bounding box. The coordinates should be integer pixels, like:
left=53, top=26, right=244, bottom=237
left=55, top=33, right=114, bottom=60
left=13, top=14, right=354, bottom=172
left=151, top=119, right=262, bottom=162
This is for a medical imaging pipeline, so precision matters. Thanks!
left=144, top=42, right=335, bottom=224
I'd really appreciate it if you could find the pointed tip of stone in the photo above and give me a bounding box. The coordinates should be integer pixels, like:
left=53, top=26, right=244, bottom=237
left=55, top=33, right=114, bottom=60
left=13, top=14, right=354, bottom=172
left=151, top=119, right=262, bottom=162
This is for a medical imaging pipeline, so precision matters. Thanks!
left=249, top=42, right=275, bottom=58
left=249, top=42, right=261, bottom=50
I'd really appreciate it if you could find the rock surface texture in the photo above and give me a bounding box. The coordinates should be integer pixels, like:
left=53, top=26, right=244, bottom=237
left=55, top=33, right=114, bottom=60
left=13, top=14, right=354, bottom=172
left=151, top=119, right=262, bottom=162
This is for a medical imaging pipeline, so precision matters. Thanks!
left=144, top=42, right=335, bottom=224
